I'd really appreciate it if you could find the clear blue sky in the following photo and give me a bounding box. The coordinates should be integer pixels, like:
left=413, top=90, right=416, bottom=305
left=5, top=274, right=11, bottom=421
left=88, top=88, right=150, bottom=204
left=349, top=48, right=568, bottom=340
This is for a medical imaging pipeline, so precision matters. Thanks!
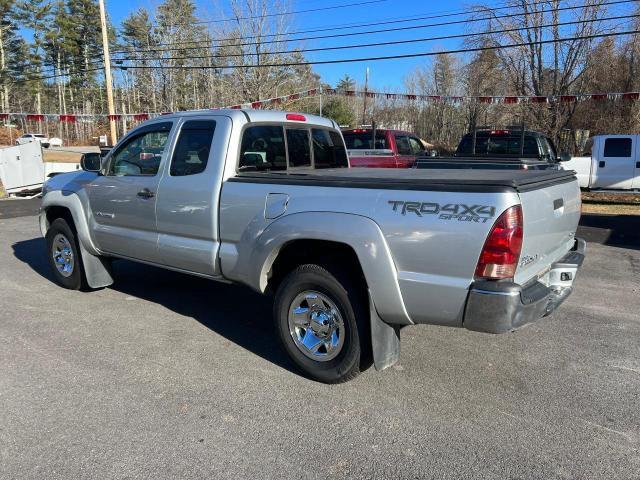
left=101, top=0, right=636, bottom=92
left=105, top=0, right=472, bottom=91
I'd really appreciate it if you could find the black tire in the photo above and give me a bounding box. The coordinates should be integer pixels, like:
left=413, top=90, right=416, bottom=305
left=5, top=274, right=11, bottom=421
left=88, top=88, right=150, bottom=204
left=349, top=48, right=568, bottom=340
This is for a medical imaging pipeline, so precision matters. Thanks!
left=273, top=263, right=372, bottom=383
left=45, top=218, right=88, bottom=290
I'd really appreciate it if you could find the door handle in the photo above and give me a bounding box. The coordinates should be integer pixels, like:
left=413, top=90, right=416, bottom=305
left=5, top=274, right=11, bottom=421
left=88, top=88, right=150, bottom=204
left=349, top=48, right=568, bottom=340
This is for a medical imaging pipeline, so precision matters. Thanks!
left=137, top=188, right=155, bottom=199
left=599, top=161, right=606, bottom=168
left=636, top=161, right=640, bottom=169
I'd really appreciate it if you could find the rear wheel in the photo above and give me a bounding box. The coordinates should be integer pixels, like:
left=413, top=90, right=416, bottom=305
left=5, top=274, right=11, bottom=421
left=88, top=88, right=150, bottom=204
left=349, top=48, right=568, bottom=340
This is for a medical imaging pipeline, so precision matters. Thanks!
left=273, top=263, right=371, bottom=383
left=46, top=218, right=87, bottom=290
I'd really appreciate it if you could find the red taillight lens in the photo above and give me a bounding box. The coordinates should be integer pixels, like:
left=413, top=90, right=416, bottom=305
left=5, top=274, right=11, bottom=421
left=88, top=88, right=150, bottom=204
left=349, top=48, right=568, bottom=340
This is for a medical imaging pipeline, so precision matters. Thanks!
left=475, top=205, right=523, bottom=280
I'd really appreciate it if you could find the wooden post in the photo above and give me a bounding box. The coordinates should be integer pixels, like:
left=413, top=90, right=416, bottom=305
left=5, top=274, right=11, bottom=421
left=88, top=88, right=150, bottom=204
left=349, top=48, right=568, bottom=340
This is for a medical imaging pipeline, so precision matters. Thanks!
left=98, top=0, right=117, bottom=145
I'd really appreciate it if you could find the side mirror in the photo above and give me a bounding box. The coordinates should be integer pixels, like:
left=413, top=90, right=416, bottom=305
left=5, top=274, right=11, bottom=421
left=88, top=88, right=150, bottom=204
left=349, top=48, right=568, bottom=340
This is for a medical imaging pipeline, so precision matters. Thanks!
left=80, top=152, right=102, bottom=172
left=558, top=152, right=572, bottom=162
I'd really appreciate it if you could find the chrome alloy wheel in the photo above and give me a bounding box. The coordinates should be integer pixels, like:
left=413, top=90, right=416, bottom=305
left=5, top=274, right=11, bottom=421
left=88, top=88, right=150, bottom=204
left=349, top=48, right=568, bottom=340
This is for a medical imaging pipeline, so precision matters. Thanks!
left=288, top=291, right=345, bottom=362
left=52, top=233, right=74, bottom=278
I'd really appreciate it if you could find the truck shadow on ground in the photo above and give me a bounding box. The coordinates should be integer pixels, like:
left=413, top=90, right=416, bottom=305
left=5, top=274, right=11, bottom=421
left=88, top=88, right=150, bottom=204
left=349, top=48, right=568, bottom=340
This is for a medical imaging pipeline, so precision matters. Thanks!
left=12, top=237, right=298, bottom=376
left=577, top=214, right=640, bottom=251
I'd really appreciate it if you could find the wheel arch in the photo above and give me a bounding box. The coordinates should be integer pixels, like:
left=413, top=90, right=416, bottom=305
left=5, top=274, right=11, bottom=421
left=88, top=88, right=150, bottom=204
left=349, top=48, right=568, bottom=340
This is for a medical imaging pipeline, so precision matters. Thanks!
left=226, top=211, right=412, bottom=326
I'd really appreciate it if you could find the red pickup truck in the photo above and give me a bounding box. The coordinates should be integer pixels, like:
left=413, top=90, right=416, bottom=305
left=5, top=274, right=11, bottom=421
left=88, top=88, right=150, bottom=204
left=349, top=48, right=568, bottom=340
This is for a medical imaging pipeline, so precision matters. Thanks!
left=343, top=128, right=427, bottom=168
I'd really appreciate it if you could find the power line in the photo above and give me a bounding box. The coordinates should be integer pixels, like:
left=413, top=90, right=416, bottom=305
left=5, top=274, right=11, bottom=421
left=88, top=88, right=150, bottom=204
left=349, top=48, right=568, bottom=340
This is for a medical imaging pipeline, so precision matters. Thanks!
left=112, top=29, right=640, bottom=70
left=114, top=13, right=638, bottom=63
left=112, top=0, right=636, bottom=54
left=113, top=0, right=551, bottom=49
left=166, top=0, right=389, bottom=27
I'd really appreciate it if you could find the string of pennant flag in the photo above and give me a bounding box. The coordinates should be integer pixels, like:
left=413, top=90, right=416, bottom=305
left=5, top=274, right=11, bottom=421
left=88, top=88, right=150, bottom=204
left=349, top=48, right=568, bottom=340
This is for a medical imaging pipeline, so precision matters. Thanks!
left=3, top=88, right=640, bottom=122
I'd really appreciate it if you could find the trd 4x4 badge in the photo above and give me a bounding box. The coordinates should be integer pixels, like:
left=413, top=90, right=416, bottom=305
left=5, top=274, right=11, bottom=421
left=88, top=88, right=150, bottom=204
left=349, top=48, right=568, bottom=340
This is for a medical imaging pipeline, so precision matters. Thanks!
left=388, top=201, right=496, bottom=223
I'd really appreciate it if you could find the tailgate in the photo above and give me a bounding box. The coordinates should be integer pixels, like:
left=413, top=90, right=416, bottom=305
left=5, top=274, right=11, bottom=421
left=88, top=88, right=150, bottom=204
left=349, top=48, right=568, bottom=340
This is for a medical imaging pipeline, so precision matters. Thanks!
left=514, top=178, right=581, bottom=285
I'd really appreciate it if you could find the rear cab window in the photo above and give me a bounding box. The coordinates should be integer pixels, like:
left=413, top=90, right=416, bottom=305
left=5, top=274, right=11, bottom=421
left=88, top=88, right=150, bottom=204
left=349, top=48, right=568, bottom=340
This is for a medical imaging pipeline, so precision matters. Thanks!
left=456, top=133, right=540, bottom=156
left=342, top=131, right=387, bottom=150
left=239, top=124, right=348, bottom=171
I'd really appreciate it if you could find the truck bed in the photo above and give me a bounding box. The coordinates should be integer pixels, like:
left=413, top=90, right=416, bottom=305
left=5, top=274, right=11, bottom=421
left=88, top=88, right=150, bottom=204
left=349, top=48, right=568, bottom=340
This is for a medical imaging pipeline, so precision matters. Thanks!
left=231, top=168, right=576, bottom=193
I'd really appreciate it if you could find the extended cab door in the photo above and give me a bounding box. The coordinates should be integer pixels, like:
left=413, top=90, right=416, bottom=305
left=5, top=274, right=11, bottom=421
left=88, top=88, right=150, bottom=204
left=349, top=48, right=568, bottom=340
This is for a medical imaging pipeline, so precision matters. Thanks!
left=85, top=121, right=174, bottom=263
left=393, top=134, right=424, bottom=168
left=155, top=115, right=232, bottom=277
left=593, top=136, right=635, bottom=189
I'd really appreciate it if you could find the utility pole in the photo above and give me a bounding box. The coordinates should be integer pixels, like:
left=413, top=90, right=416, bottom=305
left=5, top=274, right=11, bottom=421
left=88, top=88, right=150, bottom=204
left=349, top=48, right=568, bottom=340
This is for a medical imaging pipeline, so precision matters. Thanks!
left=362, top=67, right=369, bottom=126
left=98, top=0, right=117, bottom=145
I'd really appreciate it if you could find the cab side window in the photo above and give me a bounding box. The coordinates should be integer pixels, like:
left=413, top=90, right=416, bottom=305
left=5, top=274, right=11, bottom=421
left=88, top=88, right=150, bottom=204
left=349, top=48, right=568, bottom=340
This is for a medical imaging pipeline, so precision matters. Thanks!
left=395, top=135, right=412, bottom=155
left=109, top=123, right=172, bottom=176
left=170, top=120, right=216, bottom=176
left=408, top=137, right=424, bottom=155
left=603, top=138, right=632, bottom=157
left=239, top=126, right=287, bottom=171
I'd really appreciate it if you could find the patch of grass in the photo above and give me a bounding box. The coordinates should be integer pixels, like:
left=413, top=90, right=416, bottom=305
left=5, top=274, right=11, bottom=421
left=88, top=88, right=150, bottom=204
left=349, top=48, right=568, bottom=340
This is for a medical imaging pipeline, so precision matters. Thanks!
left=582, top=191, right=640, bottom=215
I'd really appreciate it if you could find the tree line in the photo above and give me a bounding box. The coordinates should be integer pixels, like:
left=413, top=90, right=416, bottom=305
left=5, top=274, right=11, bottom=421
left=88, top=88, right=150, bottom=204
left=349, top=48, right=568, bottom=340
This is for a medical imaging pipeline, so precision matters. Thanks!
left=1, top=0, right=639, bottom=151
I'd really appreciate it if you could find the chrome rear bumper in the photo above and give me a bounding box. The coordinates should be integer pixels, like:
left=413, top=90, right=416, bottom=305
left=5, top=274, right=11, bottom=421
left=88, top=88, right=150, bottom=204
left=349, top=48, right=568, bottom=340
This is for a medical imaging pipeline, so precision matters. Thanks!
left=463, top=238, right=586, bottom=334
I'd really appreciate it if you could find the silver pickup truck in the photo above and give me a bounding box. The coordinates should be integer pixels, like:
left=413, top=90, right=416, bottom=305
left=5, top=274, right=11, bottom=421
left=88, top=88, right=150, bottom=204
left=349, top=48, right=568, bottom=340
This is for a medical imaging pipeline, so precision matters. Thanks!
left=40, top=110, right=585, bottom=383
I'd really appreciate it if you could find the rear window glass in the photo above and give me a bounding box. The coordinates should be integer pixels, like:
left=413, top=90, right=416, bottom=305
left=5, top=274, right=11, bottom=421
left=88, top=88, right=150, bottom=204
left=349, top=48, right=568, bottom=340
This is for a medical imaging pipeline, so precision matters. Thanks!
left=286, top=128, right=311, bottom=167
left=457, top=134, right=539, bottom=156
left=603, top=138, right=632, bottom=157
left=312, top=129, right=348, bottom=168
left=343, top=132, right=387, bottom=150
left=239, top=126, right=287, bottom=171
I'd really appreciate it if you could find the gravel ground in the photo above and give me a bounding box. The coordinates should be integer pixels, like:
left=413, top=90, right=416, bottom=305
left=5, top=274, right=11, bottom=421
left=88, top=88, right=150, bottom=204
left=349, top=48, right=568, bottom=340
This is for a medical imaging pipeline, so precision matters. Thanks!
left=0, top=211, right=638, bottom=479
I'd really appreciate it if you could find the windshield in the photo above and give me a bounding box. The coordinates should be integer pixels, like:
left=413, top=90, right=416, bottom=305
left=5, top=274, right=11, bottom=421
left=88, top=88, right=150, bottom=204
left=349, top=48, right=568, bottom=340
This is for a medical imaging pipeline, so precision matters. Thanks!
left=343, top=132, right=387, bottom=150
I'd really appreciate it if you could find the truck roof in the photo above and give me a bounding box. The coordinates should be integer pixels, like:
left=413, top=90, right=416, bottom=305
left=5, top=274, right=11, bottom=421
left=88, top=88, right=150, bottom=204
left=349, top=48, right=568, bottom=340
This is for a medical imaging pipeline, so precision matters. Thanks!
left=146, top=109, right=338, bottom=129
left=342, top=128, right=416, bottom=136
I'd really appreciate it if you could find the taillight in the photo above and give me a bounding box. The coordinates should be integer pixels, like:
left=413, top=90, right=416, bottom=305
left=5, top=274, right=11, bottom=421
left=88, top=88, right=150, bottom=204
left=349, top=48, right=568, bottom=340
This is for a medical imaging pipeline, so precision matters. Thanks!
left=286, top=113, right=306, bottom=122
left=475, top=205, right=523, bottom=280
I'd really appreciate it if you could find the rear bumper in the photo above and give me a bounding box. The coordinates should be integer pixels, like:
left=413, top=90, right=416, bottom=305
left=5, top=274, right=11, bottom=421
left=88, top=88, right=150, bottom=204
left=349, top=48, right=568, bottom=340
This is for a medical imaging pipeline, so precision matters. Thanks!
left=463, top=238, right=586, bottom=334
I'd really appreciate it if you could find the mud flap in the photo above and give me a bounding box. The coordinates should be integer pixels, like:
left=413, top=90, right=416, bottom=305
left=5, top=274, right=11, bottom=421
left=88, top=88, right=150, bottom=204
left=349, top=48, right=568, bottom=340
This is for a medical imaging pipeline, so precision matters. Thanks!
left=79, top=242, right=114, bottom=289
left=369, top=290, right=401, bottom=371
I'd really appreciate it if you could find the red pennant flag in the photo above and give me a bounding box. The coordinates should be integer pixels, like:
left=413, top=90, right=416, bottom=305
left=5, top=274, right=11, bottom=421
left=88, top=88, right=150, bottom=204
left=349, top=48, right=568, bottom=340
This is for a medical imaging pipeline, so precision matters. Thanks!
left=307, top=89, right=317, bottom=96
left=623, top=92, right=640, bottom=100
left=478, top=96, right=493, bottom=104
left=591, top=94, right=607, bottom=101
left=365, top=92, right=375, bottom=98
left=428, top=95, right=441, bottom=102
left=133, top=113, right=149, bottom=121
left=406, top=94, right=417, bottom=100
left=0, top=113, right=8, bottom=120
left=287, top=94, right=300, bottom=101
left=324, top=88, right=336, bottom=95
left=229, top=105, right=241, bottom=109
left=26, top=114, right=44, bottom=121
left=560, top=95, right=577, bottom=103
left=271, top=98, right=282, bottom=106
left=530, top=96, right=548, bottom=103
left=108, top=114, right=121, bottom=121
left=59, top=114, right=76, bottom=123
left=251, top=101, right=262, bottom=109
left=503, top=97, right=519, bottom=104
left=344, top=90, right=355, bottom=97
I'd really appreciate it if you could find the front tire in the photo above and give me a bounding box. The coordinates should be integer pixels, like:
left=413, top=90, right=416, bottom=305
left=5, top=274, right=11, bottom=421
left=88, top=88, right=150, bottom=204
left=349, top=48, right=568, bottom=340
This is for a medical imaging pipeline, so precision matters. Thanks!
left=45, top=218, right=87, bottom=290
left=273, top=264, right=371, bottom=383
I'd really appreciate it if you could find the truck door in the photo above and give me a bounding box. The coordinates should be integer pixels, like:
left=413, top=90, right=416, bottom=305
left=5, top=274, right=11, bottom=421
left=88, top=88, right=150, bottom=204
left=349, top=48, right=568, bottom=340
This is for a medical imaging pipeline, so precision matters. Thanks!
left=85, top=121, right=174, bottom=263
left=155, top=116, right=232, bottom=277
left=593, top=136, right=635, bottom=189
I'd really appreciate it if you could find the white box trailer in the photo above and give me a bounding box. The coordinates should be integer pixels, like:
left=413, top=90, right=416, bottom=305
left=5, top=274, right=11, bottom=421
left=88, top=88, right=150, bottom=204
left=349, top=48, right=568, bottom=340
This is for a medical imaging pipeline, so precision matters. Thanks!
left=0, top=143, right=81, bottom=196
left=562, top=135, right=640, bottom=190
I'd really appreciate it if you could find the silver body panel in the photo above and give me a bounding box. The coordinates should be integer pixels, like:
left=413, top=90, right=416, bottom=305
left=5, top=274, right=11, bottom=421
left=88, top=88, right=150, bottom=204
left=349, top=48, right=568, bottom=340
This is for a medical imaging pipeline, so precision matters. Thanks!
left=40, top=109, right=582, bottom=328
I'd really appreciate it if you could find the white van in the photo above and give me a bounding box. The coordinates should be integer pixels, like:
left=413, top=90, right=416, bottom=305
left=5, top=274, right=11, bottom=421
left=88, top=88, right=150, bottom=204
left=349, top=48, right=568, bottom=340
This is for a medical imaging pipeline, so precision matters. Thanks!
left=562, top=135, right=640, bottom=190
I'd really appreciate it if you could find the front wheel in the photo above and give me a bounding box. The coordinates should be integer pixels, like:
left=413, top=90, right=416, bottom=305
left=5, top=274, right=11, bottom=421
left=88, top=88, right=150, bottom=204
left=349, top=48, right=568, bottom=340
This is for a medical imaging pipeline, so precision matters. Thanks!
left=273, top=264, right=371, bottom=383
left=45, top=218, right=87, bottom=290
